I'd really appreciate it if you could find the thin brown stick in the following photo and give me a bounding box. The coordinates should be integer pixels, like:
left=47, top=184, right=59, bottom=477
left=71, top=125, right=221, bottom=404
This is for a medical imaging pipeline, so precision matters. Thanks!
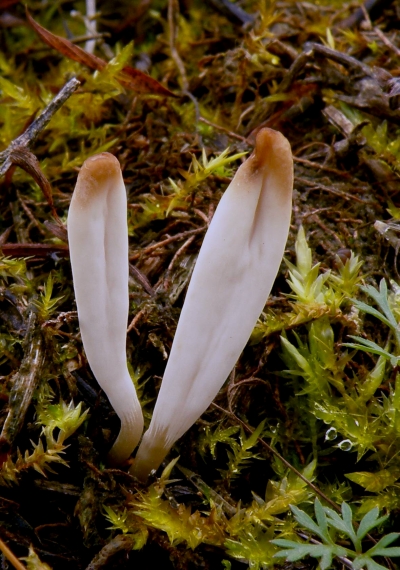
left=0, top=313, right=44, bottom=453
left=84, top=534, right=136, bottom=570
left=130, top=226, right=205, bottom=260
left=193, top=208, right=211, bottom=225
left=129, top=263, right=155, bottom=296
left=71, top=32, right=111, bottom=44
left=0, top=243, right=69, bottom=258
left=127, top=307, right=147, bottom=334
left=162, top=235, right=195, bottom=291
left=212, top=402, right=342, bottom=513
left=168, top=0, right=189, bottom=92
left=374, top=26, right=400, bottom=57
left=11, top=148, right=58, bottom=220
left=17, top=190, right=46, bottom=237
left=0, top=77, right=80, bottom=177
left=199, top=117, right=249, bottom=142
left=295, top=176, right=368, bottom=203
left=293, top=156, right=351, bottom=178
left=167, top=0, right=201, bottom=122
left=212, top=402, right=389, bottom=560
left=0, top=538, right=27, bottom=570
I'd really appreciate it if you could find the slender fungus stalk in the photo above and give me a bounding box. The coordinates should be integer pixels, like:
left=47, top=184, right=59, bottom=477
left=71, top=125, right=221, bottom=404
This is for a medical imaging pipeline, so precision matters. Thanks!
left=68, top=153, right=143, bottom=464
left=132, top=127, right=293, bottom=481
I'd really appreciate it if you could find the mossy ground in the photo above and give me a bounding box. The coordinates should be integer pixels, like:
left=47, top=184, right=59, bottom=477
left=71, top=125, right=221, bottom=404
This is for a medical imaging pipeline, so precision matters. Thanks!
left=1, top=0, right=400, bottom=568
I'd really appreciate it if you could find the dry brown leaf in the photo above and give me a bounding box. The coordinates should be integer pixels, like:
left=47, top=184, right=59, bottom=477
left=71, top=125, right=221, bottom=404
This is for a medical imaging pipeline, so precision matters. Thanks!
left=0, top=244, right=69, bottom=258
left=116, top=65, right=176, bottom=96
left=0, top=0, right=20, bottom=9
left=9, top=147, right=55, bottom=213
left=26, top=9, right=176, bottom=97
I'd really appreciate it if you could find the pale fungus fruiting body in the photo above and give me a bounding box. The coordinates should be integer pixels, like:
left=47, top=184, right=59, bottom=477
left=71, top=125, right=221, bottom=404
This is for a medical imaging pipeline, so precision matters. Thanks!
left=68, top=153, right=143, bottom=464
left=132, top=128, right=293, bottom=481
left=68, top=129, right=293, bottom=478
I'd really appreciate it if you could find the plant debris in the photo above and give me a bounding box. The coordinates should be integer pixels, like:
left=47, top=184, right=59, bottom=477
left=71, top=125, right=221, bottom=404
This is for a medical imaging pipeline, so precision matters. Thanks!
left=2, top=0, right=400, bottom=569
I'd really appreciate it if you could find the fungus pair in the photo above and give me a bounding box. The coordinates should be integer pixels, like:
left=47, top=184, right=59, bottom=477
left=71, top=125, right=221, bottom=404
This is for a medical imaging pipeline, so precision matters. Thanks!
left=68, top=128, right=293, bottom=481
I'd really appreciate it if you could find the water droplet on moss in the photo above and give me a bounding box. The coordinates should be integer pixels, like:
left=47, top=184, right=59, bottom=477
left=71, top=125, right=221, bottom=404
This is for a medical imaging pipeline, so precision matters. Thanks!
left=338, top=439, right=353, bottom=451
left=325, top=427, right=337, bottom=441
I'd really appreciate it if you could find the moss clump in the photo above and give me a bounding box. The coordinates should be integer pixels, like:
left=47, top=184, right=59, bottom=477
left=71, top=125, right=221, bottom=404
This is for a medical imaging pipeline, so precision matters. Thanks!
left=2, top=0, right=400, bottom=568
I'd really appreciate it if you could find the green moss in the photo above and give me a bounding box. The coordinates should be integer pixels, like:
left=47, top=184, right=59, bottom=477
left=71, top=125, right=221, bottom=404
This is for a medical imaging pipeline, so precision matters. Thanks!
left=1, top=0, right=400, bottom=567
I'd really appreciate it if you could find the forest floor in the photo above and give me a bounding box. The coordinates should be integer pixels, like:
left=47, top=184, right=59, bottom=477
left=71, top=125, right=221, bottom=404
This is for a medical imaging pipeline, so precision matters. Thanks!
left=1, top=0, right=400, bottom=569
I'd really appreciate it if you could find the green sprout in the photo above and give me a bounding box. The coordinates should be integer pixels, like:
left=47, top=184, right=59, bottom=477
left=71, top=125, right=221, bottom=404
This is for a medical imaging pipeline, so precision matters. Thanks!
left=273, top=498, right=400, bottom=570
left=32, top=273, right=64, bottom=322
left=0, top=399, right=88, bottom=485
left=344, top=279, right=400, bottom=366
left=253, top=226, right=363, bottom=342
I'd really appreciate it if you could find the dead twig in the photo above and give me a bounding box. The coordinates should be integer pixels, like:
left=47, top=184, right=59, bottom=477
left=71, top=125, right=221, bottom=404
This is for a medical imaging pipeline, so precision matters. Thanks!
left=0, top=312, right=45, bottom=453
left=374, top=26, right=400, bottom=57
left=0, top=77, right=79, bottom=225
left=304, top=42, right=373, bottom=77
left=17, top=189, right=46, bottom=237
left=198, top=117, right=248, bottom=142
left=295, top=176, right=369, bottom=204
left=212, top=402, right=343, bottom=513
left=162, top=235, right=195, bottom=291
left=129, top=263, right=155, bottom=296
left=168, top=0, right=188, bottom=92
left=11, top=148, right=59, bottom=223
left=127, top=307, right=147, bottom=334
left=84, top=534, right=137, bottom=570
left=0, top=243, right=69, bottom=258
left=0, top=77, right=80, bottom=177
left=277, top=49, right=313, bottom=94
left=130, top=226, right=205, bottom=261
left=207, top=0, right=255, bottom=26
left=336, top=0, right=395, bottom=29
left=0, top=538, right=26, bottom=570
left=293, top=156, right=351, bottom=178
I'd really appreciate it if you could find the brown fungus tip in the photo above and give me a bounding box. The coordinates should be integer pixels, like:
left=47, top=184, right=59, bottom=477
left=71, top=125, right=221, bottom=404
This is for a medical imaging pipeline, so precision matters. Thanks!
left=82, top=152, right=121, bottom=179
left=251, top=127, right=292, bottom=165
left=241, top=128, right=292, bottom=194
left=72, top=153, right=122, bottom=206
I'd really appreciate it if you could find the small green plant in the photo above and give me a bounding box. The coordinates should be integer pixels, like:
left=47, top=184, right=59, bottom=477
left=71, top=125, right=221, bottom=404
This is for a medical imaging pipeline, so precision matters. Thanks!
left=103, top=505, right=131, bottom=534
left=102, top=459, right=314, bottom=567
left=21, top=546, right=52, bottom=570
left=37, top=399, right=89, bottom=444
left=129, top=147, right=246, bottom=232
left=0, top=399, right=88, bottom=485
left=167, top=147, right=246, bottom=213
left=0, top=256, right=27, bottom=280
left=32, top=273, right=64, bottom=322
left=273, top=498, right=400, bottom=570
left=344, top=279, right=400, bottom=366
left=252, top=226, right=363, bottom=342
left=222, top=421, right=265, bottom=482
left=198, top=424, right=240, bottom=459
left=199, top=421, right=265, bottom=481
